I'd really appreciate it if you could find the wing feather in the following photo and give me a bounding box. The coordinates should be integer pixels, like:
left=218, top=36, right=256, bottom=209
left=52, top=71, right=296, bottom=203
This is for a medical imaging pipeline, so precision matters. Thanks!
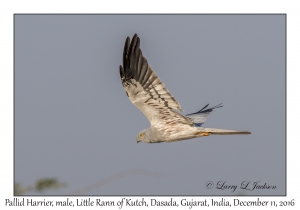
left=185, top=103, right=223, bottom=127
left=120, top=34, right=193, bottom=128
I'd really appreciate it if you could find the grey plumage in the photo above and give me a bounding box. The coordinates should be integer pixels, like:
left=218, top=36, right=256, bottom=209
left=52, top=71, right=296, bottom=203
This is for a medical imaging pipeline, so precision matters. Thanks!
left=119, top=34, right=250, bottom=143
left=186, top=103, right=223, bottom=127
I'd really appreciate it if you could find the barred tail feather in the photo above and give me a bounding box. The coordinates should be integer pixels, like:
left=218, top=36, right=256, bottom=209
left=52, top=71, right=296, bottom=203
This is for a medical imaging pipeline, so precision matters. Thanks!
left=200, top=128, right=251, bottom=135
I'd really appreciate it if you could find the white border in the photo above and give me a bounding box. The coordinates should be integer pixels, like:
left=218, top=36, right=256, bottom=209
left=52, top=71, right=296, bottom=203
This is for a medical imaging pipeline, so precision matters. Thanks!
left=1, top=0, right=298, bottom=209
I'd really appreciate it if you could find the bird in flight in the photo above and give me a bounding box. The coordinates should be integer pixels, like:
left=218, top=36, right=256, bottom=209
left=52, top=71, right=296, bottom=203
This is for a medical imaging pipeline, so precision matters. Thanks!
left=119, top=34, right=250, bottom=143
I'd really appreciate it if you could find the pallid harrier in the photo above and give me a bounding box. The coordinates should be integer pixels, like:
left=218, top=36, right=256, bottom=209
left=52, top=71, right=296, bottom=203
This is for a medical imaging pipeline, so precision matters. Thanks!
left=119, top=34, right=250, bottom=143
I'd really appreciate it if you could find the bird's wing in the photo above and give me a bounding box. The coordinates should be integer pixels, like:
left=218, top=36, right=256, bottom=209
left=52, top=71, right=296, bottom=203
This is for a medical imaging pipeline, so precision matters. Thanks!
left=119, top=34, right=193, bottom=129
left=185, top=104, right=223, bottom=127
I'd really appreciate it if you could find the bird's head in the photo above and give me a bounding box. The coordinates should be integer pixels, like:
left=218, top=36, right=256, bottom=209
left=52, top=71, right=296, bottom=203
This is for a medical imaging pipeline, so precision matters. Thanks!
left=136, top=129, right=149, bottom=143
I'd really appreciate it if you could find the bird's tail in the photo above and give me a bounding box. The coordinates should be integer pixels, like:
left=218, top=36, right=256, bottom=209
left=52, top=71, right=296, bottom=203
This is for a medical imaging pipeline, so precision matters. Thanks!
left=197, top=127, right=251, bottom=136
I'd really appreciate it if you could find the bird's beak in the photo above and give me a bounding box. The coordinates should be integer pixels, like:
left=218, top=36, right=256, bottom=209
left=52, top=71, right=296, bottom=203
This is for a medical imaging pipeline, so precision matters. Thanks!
left=137, top=140, right=140, bottom=144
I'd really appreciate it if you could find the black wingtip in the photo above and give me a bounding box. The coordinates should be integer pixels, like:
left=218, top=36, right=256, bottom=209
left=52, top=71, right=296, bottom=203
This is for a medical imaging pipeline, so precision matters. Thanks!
left=199, top=104, right=209, bottom=112
left=197, top=103, right=223, bottom=113
left=125, top=37, right=130, bottom=48
left=124, top=37, right=130, bottom=55
left=129, top=34, right=139, bottom=55
left=123, top=37, right=130, bottom=68
left=119, top=65, right=124, bottom=81
left=133, top=33, right=138, bottom=39
left=121, top=34, right=141, bottom=82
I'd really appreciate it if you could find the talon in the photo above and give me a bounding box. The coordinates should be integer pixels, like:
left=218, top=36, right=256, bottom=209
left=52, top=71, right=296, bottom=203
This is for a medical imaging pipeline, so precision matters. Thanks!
left=199, top=132, right=211, bottom=137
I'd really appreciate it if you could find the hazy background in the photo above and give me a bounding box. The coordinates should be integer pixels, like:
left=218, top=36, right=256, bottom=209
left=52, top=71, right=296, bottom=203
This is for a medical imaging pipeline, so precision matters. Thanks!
left=14, top=15, right=285, bottom=195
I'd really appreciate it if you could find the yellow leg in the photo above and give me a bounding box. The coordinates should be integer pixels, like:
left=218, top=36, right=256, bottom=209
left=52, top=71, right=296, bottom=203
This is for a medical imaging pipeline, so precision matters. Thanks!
left=199, top=132, right=211, bottom=137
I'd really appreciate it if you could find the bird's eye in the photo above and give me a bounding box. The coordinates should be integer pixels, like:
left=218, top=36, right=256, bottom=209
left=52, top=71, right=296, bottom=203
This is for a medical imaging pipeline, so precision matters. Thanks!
left=139, top=133, right=144, bottom=138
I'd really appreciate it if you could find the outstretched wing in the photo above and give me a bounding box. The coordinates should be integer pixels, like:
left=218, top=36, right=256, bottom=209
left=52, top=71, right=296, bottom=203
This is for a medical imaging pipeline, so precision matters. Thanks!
left=119, top=34, right=193, bottom=129
left=185, top=104, right=223, bottom=127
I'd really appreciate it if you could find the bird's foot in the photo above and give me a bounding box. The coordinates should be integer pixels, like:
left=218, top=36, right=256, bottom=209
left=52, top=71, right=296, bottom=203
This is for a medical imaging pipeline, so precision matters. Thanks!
left=199, top=132, right=211, bottom=137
